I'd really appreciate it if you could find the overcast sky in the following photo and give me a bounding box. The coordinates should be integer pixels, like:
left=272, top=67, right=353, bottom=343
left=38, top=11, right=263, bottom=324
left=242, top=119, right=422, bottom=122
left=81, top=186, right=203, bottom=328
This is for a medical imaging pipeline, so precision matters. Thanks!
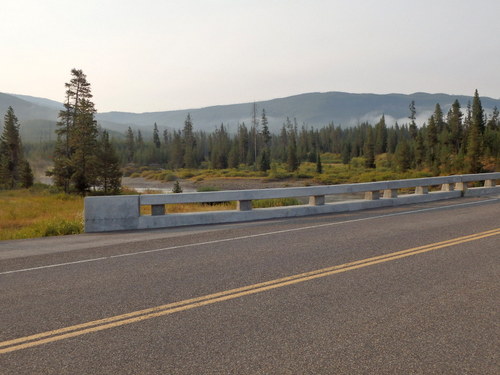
left=2, top=0, right=500, bottom=113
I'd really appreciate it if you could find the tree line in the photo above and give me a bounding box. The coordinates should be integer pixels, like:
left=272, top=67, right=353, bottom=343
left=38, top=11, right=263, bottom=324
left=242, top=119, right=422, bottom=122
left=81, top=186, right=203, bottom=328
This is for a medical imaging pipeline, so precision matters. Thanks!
left=118, top=89, right=499, bottom=175
left=3, top=72, right=498, bottom=195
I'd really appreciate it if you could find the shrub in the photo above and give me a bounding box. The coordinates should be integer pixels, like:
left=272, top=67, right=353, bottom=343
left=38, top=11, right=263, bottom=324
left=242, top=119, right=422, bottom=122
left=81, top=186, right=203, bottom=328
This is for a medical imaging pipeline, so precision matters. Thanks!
left=172, top=181, right=183, bottom=193
left=252, top=198, right=300, bottom=208
left=42, top=219, right=83, bottom=236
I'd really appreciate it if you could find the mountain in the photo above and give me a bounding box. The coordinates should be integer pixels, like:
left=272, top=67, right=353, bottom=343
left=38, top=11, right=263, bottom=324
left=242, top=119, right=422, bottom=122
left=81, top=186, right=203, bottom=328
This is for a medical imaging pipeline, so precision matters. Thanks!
left=9, top=94, right=64, bottom=110
left=96, top=92, right=500, bottom=133
left=0, top=93, right=124, bottom=141
left=1, top=91, right=499, bottom=141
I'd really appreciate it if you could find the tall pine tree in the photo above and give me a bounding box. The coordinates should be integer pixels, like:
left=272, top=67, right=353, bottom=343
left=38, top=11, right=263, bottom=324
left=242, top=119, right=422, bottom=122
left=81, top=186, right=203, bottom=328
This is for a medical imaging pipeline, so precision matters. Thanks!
left=0, top=107, right=33, bottom=189
left=51, top=69, right=99, bottom=194
left=467, top=90, right=484, bottom=173
left=95, top=130, right=122, bottom=194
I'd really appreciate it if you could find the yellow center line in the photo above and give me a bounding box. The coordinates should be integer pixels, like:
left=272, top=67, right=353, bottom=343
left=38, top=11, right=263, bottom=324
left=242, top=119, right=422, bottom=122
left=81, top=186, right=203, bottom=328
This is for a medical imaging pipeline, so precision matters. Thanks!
left=1, top=228, right=499, bottom=354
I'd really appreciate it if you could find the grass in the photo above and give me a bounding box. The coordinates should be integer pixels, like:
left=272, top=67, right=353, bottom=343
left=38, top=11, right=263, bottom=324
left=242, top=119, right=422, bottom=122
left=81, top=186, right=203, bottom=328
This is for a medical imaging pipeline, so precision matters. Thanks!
left=0, top=185, right=84, bottom=240
left=128, top=155, right=436, bottom=187
left=1, top=155, right=441, bottom=240
left=140, top=197, right=301, bottom=215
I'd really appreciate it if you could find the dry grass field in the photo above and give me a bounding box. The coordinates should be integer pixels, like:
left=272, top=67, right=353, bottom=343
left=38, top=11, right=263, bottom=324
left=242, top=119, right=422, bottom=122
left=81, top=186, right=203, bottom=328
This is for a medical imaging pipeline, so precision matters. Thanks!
left=0, top=186, right=84, bottom=240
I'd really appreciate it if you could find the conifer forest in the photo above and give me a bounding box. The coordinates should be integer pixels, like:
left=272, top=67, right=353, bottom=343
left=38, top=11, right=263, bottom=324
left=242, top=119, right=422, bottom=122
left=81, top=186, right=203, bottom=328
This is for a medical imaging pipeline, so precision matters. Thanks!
left=2, top=72, right=499, bottom=195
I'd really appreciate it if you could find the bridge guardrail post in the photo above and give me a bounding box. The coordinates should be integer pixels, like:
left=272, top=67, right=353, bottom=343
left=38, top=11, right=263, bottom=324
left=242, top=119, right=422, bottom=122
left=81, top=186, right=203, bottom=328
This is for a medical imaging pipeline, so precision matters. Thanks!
left=415, top=186, right=429, bottom=194
left=364, top=191, right=380, bottom=200
left=237, top=200, right=252, bottom=211
left=441, top=183, right=454, bottom=192
left=309, top=195, right=325, bottom=206
left=383, top=189, right=398, bottom=198
left=455, top=182, right=468, bottom=195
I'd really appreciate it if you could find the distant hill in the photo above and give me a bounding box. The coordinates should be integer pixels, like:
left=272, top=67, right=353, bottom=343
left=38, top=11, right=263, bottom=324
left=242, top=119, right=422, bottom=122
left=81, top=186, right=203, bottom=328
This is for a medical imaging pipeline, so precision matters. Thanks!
left=1, top=91, right=499, bottom=141
left=9, top=94, right=63, bottom=110
left=95, top=92, right=500, bottom=133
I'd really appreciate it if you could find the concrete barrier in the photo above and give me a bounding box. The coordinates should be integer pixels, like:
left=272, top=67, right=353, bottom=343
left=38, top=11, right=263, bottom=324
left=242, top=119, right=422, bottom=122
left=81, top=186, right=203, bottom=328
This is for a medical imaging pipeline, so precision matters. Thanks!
left=85, top=173, right=500, bottom=232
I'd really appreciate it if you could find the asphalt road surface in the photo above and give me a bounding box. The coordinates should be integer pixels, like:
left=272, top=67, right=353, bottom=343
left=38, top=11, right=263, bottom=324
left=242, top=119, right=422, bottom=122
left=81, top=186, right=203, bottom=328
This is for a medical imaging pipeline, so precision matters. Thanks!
left=1, top=196, right=499, bottom=374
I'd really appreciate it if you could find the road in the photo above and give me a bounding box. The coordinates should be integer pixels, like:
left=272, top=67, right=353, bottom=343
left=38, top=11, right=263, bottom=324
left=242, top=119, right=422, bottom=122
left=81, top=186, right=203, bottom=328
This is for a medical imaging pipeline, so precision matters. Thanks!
left=1, top=196, right=499, bottom=374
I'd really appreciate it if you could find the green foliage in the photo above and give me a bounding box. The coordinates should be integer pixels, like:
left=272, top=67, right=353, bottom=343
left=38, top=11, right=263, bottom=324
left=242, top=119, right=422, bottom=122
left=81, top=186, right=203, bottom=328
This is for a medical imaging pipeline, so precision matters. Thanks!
left=20, top=160, right=34, bottom=188
left=363, top=127, right=375, bottom=168
left=50, top=69, right=99, bottom=194
left=172, top=180, right=183, bottom=193
left=95, top=130, right=122, bottom=194
left=49, top=69, right=123, bottom=195
left=41, top=219, right=82, bottom=236
left=259, top=149, right=271, bottom=172
left=394, top=139, right=412, bottom=172
left=286, top=135, right=300, bottom=171
left=316, top=153, right=322, bottom=174
left=114, top=93, right=496, bottom=177
left=0, top=106, right=33, bottom=189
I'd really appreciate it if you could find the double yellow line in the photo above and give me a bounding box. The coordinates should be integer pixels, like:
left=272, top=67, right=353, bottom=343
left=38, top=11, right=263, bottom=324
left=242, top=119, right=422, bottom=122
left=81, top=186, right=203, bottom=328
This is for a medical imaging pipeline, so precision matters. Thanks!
left=1, top=227, right=499, bottom=354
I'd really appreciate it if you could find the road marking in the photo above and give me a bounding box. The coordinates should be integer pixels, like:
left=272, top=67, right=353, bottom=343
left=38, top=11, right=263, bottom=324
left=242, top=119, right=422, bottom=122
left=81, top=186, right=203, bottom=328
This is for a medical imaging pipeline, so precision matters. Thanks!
left=1, top=198, right=498, bottom=276
left=1, top=227, right=498, bottom=354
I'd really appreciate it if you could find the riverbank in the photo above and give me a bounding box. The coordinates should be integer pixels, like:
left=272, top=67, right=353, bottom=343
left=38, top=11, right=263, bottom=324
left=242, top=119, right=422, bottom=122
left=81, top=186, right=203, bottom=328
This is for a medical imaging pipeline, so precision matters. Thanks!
left=122, top=176, right=310, bottom=193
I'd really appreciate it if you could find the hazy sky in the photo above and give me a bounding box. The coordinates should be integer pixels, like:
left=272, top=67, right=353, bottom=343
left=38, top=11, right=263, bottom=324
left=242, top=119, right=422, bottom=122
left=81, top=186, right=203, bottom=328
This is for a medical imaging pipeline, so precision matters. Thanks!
left=2, top=0, right=500, bottom=113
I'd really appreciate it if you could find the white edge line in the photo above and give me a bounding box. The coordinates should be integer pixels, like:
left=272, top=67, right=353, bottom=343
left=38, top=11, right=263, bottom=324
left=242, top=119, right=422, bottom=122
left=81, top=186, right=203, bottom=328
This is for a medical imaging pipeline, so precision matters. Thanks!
left=1, top=198, right=498, bottom=276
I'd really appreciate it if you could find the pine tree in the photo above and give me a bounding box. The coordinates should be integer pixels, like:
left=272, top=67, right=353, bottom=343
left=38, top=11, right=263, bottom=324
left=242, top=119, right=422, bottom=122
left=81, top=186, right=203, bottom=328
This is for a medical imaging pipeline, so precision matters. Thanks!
left=374, top=115, right=388, bottom=154
left=415, top=129, right=425, bottom=169
left=286, top=129, right=299, bottom=172
left=363, top=127, right=375, bottom=168
left=136, top=130, right=144, bottom=149
left=409, top=101, right=418, bottom=139
left=261, top=109, right=271, bottom=149
left=183, top=114, right=197, bottom=168
left=387, top=126, right=398, bottom=154
left=341, top=142, right=351, bottom=164
left=316, top=153, right=322, bottom=174
left=170, top=130, right=184, bottom=169
left=228, top=140, right=240, bottom=169
left=51, top=69, right=98, bottom=194
left=466, top=90, right=484, bottom=173
left=172, top=180, right=182, bottom=193
left=486, top=106, right=499, bottom=131
left=153, top=122, right=161, bottom=148
left=96, top=130, right=122, bottom=194
left=210, top=124, right=230, bottom=169
left=426, top=116, right=438, bottom=168
left=433, top=103, right=446, bottom=133
left=259, top=149, right=271, bottom=171
left=395, top=138, right=412, bottom=172
left=20, top=160, right=34, bottom=188
left=484, top=106, right=500, bottom=160
left=251, top=102, right=259, bottom=168
left=237, top=123, right=249, bottom=166
left=0, top=107, right=33, bottom=189
left=125, top=126, right=135, bottom=163
left=447, top=100, right=463, bottom=154
left=471, top=89, right=485, bottom=134
left=467, top=120, right=482, bottom=173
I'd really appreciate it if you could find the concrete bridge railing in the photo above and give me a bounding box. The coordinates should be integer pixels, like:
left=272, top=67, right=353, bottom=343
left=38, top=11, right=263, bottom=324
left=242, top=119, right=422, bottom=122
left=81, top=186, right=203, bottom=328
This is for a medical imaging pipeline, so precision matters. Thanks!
left=84, top=173, right=499, bottom=232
